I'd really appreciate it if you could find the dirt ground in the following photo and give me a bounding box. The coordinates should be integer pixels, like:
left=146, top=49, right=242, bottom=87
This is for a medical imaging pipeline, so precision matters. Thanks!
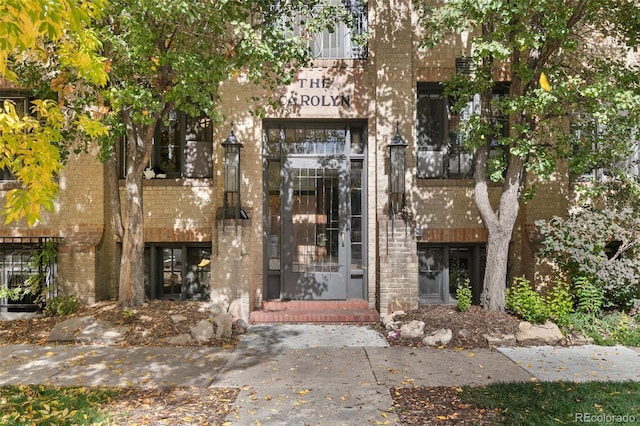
left=0, top=301, right=523, bottom=424
left=0, top=300, right=239, bottom=347
left=384, top=304, right=522, bottom=349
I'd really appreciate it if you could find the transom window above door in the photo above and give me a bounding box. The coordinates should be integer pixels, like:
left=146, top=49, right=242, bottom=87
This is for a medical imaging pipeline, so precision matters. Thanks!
left=264, top=125, right=365, bottom=156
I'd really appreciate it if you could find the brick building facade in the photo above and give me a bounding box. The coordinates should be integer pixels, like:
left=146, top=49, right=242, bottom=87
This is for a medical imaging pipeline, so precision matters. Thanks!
left=0, top=1, right=568, bottom=320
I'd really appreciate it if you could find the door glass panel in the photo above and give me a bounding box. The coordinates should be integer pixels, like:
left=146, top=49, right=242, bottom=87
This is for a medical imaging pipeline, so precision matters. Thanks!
left=419, top=247, right=445, bottom=301
left=268, top=160, right=281, bottom=270
left=162, top=248, right=182, bottom=297
left=449, top=248, right=470, bottom=300
left=184, top=247, right=211, bottom=300
left=350, top=160, right=363, bottom=269
left=291, top=167, right=340, bottom=272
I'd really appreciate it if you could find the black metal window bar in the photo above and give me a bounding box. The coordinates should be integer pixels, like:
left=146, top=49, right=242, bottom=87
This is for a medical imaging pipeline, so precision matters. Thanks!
left=0, top=237, right=62, bottom=313
left=276, top=0, right=368, bottom=60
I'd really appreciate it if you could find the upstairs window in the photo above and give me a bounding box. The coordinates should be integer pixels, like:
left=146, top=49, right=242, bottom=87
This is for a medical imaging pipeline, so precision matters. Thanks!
left=120, top=111, right=213, bottom=179
left=280, top=0, right=368, bottom=60
left=569, top=113, right=639, bottom=181
left=416, top=83, right=475, bottom=178
left=416, top=83, right=509, bottom=179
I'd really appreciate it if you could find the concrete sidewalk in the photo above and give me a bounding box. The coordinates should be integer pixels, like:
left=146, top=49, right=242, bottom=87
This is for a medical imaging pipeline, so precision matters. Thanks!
left=0, top=324, right=639, bottom=425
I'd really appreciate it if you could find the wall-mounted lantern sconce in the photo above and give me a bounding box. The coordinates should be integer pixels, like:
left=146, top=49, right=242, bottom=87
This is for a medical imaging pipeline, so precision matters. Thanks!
left=221, top=122, right=244, bottom=232
left=388, top=121, right=408, bottom=221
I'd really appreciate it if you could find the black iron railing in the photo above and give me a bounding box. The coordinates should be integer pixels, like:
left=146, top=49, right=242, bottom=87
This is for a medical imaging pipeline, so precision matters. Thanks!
left=0, top=237, right=62, bottom=312
left=277, top=1, right=368, bottom=60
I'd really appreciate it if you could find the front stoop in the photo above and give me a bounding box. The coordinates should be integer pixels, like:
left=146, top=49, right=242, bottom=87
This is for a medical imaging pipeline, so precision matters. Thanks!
left=250, top=300, right=379, bottom=324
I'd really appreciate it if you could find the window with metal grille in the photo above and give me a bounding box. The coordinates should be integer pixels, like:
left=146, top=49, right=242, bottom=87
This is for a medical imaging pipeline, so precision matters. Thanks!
left=569, top=113, right=639, bottom=181
left=0, top=237, right=61, bottom=313
left=278, top=0, right=368, bottom=60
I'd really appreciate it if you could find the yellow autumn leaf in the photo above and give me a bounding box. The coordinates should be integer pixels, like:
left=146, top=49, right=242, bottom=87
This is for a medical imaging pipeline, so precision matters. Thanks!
left=296, top=389, right=310, bottom=395
left=539, top=72, right=551, bottom=92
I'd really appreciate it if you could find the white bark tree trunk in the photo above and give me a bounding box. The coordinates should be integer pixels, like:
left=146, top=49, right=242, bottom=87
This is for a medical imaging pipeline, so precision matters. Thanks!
left=474, top=143, right=524, bottom=311
left=117, top=109, right=155, bottom=308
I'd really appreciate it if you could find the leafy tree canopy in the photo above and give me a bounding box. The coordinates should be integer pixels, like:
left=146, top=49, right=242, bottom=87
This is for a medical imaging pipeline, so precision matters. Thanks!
left=0, top=0, right=108, bottom=225
left=419, top=0, right=640, bottom=187
left=99, top=0, right=341, bottom=143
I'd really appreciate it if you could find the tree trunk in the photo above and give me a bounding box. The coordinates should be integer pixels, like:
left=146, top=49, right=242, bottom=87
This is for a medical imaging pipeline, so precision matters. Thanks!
left=106, top=151, right=124, bottom=240
left=474, top=143, right=524, bottom=311
left=118, top=110, right=154, bottom=308
left=118, top=170, right=147, bottom=307
left=482, top=226, right=512, bottom=311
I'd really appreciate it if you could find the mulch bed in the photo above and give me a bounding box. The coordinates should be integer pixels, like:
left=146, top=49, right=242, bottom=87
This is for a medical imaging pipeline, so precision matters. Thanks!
left=391, top=386, right=502, bottom=425
left=382, top=305, right=522, bottom=349
left=0, top=300, right=241, bottom=347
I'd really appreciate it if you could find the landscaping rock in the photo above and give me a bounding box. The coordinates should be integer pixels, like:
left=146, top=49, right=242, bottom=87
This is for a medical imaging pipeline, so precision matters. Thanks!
left=235, top=318, right=249, bottom=334
left=422, top=328, right=453, bottom=346
left=47, top=316, right=125, bottom=345
left=516, top=321, right=564, bottom=345
left=385, top=321, right=403, bottom=332
left=380, top=311, right=405, bottom=329
left=190, top=319, right=214, bottom=342
left=483, top=333, right=516, bottom=347
left=458, top=328, right=472, bottom=339
left=202, top=302, right=227, bottom=316
left=213, top=313, right=233, bottom=338
left=170, top=314, right=188, bottom=323
left=566, top=332, right=595, bottom=346
left=400, top=320, right=425, bottom=339
left=165, top=333, right=192, bottom=345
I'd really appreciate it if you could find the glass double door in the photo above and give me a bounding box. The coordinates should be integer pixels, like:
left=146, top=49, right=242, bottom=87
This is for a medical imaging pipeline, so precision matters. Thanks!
left=282, top=156, right=350, bottom=299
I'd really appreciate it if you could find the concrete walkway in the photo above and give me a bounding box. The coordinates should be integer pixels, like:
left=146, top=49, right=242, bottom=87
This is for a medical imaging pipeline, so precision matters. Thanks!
left=1, top=324, right=639, bottom=425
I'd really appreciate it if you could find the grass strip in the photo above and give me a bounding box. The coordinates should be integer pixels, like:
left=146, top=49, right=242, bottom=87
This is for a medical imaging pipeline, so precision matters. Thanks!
left=0, top=384, right=116, bottom=425
left=462, top=381, right=640, bottom=425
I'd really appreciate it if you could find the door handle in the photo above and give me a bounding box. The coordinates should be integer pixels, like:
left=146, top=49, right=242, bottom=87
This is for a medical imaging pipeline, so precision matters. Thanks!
left=341, top=231, right=345, bottom=247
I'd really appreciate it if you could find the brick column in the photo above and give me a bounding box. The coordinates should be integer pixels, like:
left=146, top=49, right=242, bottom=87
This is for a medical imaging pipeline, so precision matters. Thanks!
left=209, top=218, right=252, bottom=322
left=377, top=217, right=418, bottom=314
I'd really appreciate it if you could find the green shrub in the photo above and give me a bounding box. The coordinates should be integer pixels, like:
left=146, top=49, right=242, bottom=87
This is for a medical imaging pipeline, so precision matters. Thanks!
left=44, top=295, right=79, bottom=316
left=567, top=311, right=640, bottom=346
left=545, top=280, right=574, bottom=328
left=537, top=206, right=640, bottom=312
left=574, top=275, right=605, bottom=314
left=456, top=278, right=472, bottom=312
left=505, top=276, right=550, bottom=324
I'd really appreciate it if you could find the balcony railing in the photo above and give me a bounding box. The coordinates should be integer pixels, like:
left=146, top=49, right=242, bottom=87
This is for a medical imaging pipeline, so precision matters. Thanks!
left=280, top=0, right=368, bottom=60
